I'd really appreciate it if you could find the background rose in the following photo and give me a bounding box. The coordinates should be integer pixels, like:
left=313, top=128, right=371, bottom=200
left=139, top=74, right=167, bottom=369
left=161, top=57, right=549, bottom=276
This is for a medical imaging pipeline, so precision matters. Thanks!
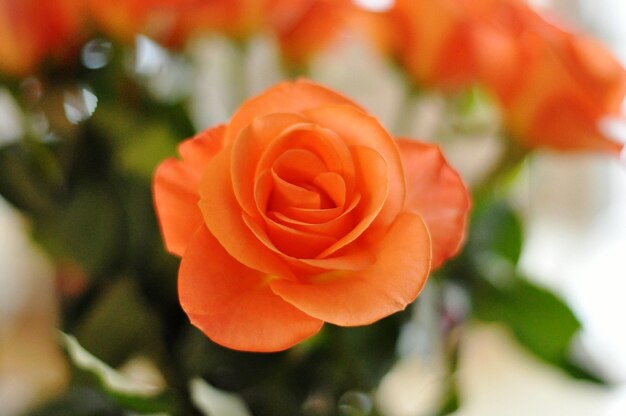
left=480, top=2, right=626, bottom=153
left=86, top=0, right=265, bottom=47
left=86, top=0, right=195, bottom=46
left=266, top=0, right=353, bottom=65
left=0, top=0, right=82, bottom=77
left=154, top=80, right=470, bottom=352
left=359, top=0, right=626, bottom=154
left=442, top=0, right=626, bottom=154
left=382, top=0, right=478, bottom=90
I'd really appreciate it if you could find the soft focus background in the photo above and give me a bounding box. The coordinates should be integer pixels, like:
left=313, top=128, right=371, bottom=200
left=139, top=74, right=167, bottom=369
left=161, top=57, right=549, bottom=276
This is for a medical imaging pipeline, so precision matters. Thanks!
left=1, top=0, right=626, bottom=415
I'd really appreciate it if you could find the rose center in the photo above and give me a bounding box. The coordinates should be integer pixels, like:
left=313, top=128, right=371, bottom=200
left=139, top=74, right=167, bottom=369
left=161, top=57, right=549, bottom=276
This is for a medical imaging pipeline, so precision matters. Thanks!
left=268, top=148, right=343, bottom=214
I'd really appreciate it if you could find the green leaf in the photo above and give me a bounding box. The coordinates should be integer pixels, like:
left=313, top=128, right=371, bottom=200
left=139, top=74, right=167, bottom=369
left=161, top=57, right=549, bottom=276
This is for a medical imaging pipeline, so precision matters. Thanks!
left=0, top=141, right=63, bottom=213
left=60, top=332, right=180, bottom=414
left=72, top=277, right=165, bottom=367
left=468, top=198, right=523, bottom=267
left=35, top=182, right=124, bottom=276
left=461, top=198, right=595, bottom=380
left=92, top=105, right=178, bottom=180
left=473, top=276, right=580, bottom=367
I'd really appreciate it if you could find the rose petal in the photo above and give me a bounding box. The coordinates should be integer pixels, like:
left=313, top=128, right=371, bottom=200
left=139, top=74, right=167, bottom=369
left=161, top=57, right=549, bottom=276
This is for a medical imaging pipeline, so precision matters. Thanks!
left=255, top=122, right=357, bottom=200
left=396, top=138, right=470, bottom=268
left=272, top=148, right=327, bottom=186
left=251, top=174, right=373, bottom=272
left=199, top=146, right=295, bottom=278
left=280, top=193, right=360, bottom=225
left=271, top=168, right=325, bottom=211
left=231, top=113, right=310, bottom=217
left=179, top=227, right=323, bottom=352
left=245, top=203, right=375, bottom=273
left=225, top=79, right=364, bottom=144
left=270, top=213, right=431, bottom=326
left=269, top=207, right=355, bottom=238
left=313, top=172, right=347, bottom=207
left=153, top=126, right=225, bottom=256
left=317, top=145, right=388, bottom=258
left=242, top=213, right=337, bottom=259
left=297, top=245, right=375, bottom=272
left=179, top=126, right=227, bottom=169
left=260, top=124, right=356, bottom=177
left=265, top=216, right=339, bottom=259
left=303, top=105, right=405, bottom=228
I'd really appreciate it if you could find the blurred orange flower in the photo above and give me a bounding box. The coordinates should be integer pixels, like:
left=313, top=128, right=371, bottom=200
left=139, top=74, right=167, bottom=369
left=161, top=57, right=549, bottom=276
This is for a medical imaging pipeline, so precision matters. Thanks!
left=359, top=0, right=625, bottom=153
left=183, top=0, right=265, bottom=39
left=266, top=0, right=354, bottom=65
left=86, top=0, right=263, bottom=47
left=382, top=0, right=479, bottom=89
left=0, top=0, right=82, bottom=77
left=86, top=0, right=187, bottom=46
left=153, top=80, right=470, bottom=352
left=475, top=1, right=626, bottom=153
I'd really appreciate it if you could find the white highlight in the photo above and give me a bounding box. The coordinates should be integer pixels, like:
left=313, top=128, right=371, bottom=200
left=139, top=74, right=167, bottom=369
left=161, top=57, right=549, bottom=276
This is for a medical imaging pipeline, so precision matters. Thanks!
left=190, top=378, right=252, bottom=416
left=0, top=90, right=23, bottom=145
left=599, top=116, right=626, bottom=158
left=353, top=0, right=395, bottom=12
left=63, top=87, right=98, bottom=125
left=134, top=35, right=169, bottom=75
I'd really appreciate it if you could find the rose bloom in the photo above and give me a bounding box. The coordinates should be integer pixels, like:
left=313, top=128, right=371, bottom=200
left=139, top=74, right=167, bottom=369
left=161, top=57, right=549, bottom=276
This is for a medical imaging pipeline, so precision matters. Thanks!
left=380, top=0, right=479, bottom=90
left=265, top=0, right=354, bottom=65
left=86, top=0, right=263, bottom=47
left=86, top=0, right=191, bottom=46
left=470, top=0, right=626, bottom=153
left=181, top=0, right=265, bottom=40
left=0, top=0, right=82, bottom=77
left=153, top=80, right=470, bottom=352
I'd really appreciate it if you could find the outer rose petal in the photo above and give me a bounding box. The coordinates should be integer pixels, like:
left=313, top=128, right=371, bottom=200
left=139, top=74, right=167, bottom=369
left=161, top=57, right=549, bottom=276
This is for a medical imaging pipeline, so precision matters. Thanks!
left=225, top=79, right=365, bottom=144
left=179, top=227, right=323, bottom=352
left=396, top=138, right=470, bottom=268
left=270, top=213, right=431, bottom=326
left=153, top=126, right=225, bottom=256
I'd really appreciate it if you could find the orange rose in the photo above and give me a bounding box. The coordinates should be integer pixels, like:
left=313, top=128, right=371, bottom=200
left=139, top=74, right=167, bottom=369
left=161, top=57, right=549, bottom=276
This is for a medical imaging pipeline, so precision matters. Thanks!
left=87, top=0, right=266, bottom=46
left=153, top=80, right=470, bottom=352
left=0, top=0, right=82, bottom=77
left=86, top=0, right=188, bottom=46
left=470, top=0, right=626, bottom=153
left=382, top=0, right=479, bottom=89
left=266, top=0, right=354, bottom=65
left=183, top=0, right=265, bottom=39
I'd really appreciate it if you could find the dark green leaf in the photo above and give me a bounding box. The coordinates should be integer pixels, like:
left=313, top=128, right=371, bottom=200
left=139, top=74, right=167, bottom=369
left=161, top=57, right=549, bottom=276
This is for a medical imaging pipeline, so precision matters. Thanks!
left=0, top=141, right=63, bottom=213
left=92, top=104, right=178, bottom=180
left=468, top=199, right=523, bottom=266
left=72, top=277, right=166, bottom=367
left=473, top=275, right=580, bottom=366
left=35, top=182, right=124, bottom=276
